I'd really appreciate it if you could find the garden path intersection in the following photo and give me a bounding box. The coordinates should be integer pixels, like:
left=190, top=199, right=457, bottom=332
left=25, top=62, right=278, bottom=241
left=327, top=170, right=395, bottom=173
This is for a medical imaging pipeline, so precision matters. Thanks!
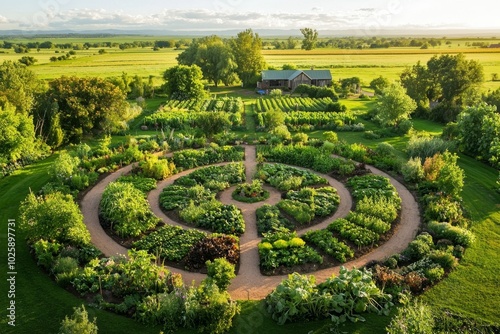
left=81, top=145, right=420, bottom=299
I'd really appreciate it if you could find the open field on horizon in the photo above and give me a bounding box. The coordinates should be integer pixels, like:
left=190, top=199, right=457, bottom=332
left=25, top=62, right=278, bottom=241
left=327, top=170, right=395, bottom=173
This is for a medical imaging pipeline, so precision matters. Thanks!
left=1, top=36, right=499, bottom=90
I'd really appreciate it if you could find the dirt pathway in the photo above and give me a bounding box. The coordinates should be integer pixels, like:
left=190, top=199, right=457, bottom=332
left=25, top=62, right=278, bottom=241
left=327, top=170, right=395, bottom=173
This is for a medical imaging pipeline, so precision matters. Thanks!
left=81, top=146, right=420, bottom=300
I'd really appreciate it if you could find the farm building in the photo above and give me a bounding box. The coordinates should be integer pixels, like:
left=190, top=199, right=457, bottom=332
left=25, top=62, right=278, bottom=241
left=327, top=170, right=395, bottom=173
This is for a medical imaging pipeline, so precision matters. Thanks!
left=257, top=69, right=332, bottom=91
left=489, top=43, right=500, bottom=48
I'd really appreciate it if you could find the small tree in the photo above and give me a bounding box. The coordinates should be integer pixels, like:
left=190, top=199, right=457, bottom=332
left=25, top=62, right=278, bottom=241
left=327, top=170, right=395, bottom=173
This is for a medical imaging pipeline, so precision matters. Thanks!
left=59, top=305, right=98, bottom=334
left=376, top=82, right=417, bottom=127
left=300, top=28, right=318, bottom=51
left=369, top=76, right=390, bottom=95
left=162, top=65, right=207, bottom=100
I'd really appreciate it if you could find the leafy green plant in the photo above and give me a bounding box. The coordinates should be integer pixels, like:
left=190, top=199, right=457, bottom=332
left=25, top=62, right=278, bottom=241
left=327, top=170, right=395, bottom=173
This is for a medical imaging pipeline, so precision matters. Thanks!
left=206, top=258, right=236, bottom=291
left=277, top=199, right=314, bottom=225
left=232, top=179, right=269, bottom=203
left=303, top=229, right=354, bottom=262
left=116, top=175, right=157, bottom=194
left=100, top=182, right=160, bottom=237
left=139, top=155, right=175, bottom=180
left=258, top=229, right=322, bottom=270
left=58, top=305, right=98, bottom=334
left=256, top=204, right=294, bottom=235
left=386, top=298, right=434, bottom=334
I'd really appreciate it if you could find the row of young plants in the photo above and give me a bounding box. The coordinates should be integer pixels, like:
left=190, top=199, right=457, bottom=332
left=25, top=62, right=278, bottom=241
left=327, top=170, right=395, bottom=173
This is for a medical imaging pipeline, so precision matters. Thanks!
left=144, top=97, right=244, bottom=131
left=256, top=144, right=358, bottom=176
left=255, top=96, right=339, bottom=113
left=254, top=110, right=363, bottom=132
left=160, top=163, right=246, bottom=235
left=171, top=144, right=244, bottom=170
left=163, top=96, right=244, bottom=113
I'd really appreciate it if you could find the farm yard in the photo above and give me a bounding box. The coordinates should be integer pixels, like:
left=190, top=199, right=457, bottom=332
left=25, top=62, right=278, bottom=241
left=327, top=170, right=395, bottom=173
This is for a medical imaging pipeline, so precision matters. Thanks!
left=0, top=32, right=499, bottom=334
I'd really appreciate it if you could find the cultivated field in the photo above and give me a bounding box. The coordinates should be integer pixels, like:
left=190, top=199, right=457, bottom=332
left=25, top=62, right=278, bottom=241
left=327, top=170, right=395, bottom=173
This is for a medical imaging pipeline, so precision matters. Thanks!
left=1, top=36, right=499, bottom=90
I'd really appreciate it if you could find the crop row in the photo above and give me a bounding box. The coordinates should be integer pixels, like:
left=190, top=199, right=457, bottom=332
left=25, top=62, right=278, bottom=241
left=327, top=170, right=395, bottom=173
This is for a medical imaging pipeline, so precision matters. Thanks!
left=172, top=145, right=244, bottom=170
left=255, top=96, right=335, bottom=112
left=256, top=163, right=327, bottom=191
left=164, top=97, right=244, bottom=113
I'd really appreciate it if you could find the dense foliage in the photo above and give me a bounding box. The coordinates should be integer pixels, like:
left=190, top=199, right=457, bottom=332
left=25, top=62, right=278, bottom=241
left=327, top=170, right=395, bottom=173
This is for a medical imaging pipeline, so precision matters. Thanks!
left=258, top=228, right=322, bottom=271
left=133, top=225, right=206, bottom=262
left=162, top=64, right=207, bottom=100
left=257, top=145, right=357, bottom=175
left=265, top=267, right=392, bottom=325
left=35, top=76, right=133, bottom=144
left=0, top=106, right=48, bottom=166
left=20, top=191, right=91, bottom=246
left=100, top=182, right=160, bottom=237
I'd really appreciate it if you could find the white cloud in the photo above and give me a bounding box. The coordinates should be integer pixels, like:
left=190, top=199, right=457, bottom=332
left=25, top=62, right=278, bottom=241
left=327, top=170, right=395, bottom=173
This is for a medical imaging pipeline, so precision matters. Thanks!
left=0, top=15, right=9, bottom=23
left=9, top=7, right=392, bottom=31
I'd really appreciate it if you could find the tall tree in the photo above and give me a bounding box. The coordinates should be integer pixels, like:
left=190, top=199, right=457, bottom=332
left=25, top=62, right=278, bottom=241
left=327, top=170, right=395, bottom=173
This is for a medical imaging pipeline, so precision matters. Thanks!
left=35, top=76, right=129, bottom=143
left=162, top=65, right=207, bottom=100
left=456, top=104, right=500, bottom=161
left=178, top=36, right=238, bottom=87
left=369, top=76, right=390, bottom=95
left=0, top=105, right=42, bottom=163
left=300, top=28, right=318, bottom=50
left=376, top=82, right=417, bottom=127
left=427, top=53, right=483, bottom=106
left=231, top=29, right=266, bottom=87
left=400, top=61, right=435, bottom=110
left=0, top=61, right=45, bottom=115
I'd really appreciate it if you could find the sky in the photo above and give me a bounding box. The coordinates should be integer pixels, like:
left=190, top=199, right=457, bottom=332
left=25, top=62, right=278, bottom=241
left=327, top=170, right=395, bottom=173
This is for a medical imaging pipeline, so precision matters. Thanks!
left=0, top=0, right=499, bottom=33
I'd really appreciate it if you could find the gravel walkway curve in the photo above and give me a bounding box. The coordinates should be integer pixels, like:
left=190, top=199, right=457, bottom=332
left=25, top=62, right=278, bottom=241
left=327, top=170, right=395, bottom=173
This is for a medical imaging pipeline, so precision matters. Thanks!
left=80, top=145, right=420, bottom=300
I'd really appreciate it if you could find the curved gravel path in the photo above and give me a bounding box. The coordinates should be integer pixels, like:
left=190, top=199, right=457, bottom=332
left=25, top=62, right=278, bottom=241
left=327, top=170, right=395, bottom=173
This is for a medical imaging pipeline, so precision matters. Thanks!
left=81, top=145, right=420, bottom=300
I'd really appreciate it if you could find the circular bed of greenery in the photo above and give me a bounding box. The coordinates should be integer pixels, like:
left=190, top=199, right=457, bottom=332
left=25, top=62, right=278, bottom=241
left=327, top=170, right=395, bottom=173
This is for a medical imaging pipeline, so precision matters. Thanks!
left=231, top=179, right=270, bottom=203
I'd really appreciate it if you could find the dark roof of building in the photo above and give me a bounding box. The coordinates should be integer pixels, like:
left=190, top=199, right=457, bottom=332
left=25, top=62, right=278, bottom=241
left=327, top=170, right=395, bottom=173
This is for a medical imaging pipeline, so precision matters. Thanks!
left=262, top=70, right=332, bottom=81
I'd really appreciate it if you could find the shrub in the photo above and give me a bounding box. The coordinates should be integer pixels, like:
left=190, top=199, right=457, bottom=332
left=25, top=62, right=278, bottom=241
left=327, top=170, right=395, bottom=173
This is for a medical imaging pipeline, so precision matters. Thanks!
left=184, top=280, right=240, bottom=334
left=19, top=192, right=90, bottom=246
left=273, top=239, right=289, bottom=249
left=424, top=266, right=445, bottom=283
left=206, top=258, right=236, bottom=291
left=375, top=142, right=397, bottom=157
left=424, top=195, right=463, bottom=223
left=401, top=157, right=425, bottom=183
left=404, top=233, right=434, bottom=260
left=140, top=155, right=175, bottom=180
left=53, top=256, right=79, bottom=287
left=324, top=131, right=338, bottom=143
left=58, top=305, right=98, bottom=334
left=427, top=221, right=475, bottom=247
left=386, top=299, right=434, bottom=334
left=292, top=132, right=308, bottom=144
left=429, top=250, right=458, bottom=270
left=406, top=135, right=455, bottom=160
left=100, top=182, right=159, bottom=237
left=33, top=239, right=61, bottom=270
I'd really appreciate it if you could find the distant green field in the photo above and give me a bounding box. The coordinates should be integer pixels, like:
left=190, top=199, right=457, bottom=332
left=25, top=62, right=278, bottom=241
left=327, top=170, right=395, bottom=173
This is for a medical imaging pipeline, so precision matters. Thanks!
left=1, top=36, right=499, bottom=91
